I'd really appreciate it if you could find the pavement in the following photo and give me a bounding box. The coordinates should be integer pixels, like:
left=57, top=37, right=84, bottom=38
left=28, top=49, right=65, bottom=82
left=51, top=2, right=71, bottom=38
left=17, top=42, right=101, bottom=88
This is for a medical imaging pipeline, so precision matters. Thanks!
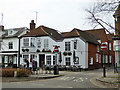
left=95, top=69, right=120, bottom=88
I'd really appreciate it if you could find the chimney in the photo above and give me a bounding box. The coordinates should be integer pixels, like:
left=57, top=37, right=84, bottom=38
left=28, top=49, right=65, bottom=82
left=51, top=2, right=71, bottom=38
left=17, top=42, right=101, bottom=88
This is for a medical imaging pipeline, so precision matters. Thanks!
left=0, top=25, right=4, bottom=30
left=30, top=20, right=36, bottom=31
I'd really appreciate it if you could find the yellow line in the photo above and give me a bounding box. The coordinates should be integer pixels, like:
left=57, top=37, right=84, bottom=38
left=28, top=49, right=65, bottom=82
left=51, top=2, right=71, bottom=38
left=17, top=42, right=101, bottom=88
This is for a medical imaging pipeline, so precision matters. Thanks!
left=90, top=76, right=106, bottom=88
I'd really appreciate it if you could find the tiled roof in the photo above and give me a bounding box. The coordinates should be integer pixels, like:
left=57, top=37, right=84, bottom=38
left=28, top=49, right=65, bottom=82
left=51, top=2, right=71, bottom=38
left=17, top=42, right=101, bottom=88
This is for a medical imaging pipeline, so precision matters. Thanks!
left=23, top=26, right=63, bottom=41
left=64, top=28, right=99, bottom=44
left=85, top=28, right=105, bottom=40
left=1, top=27, right=28, bottom=39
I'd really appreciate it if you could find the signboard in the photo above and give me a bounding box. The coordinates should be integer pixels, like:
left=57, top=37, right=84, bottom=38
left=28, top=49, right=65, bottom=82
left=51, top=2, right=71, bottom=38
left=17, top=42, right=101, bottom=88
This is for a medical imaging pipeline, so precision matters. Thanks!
left=101, top=43, right=107, bottom=50
left=54, top=46, right=59, bottom=53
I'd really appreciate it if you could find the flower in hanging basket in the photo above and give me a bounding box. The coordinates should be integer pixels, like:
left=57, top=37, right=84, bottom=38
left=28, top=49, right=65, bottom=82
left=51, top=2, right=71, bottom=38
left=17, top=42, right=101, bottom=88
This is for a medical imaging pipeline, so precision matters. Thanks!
left=63, top=52, right=67, bottom=56
left=26, top=48, right=29, bottom=52
left=22, top=49, right=25, bottom=52
left=36, top=49, right=40, bottom=52
left=42, top=49, right=45, bottom=52
left=68, top=52, right=72, bottom=56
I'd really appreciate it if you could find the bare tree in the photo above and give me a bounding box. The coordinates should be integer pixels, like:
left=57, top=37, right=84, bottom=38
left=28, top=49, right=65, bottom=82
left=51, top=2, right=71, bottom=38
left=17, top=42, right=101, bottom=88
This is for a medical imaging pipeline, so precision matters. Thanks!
left=85, top=0, right=119, bottom=34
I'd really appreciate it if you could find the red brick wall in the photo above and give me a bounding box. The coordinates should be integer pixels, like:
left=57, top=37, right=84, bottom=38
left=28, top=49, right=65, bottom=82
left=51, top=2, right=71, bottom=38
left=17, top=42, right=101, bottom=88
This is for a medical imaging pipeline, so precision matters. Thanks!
left=88, top=43, right=99, bottom=69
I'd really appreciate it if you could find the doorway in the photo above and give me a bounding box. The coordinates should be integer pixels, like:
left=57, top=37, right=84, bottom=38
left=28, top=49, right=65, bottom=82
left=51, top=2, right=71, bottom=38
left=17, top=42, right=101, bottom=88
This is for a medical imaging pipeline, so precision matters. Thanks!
left=39, top=54, right=45, bottom=68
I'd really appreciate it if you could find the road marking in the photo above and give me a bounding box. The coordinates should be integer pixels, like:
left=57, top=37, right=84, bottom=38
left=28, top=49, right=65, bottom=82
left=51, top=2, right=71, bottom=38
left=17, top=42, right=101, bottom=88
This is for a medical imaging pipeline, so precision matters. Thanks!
left=90, top=76, right=106, bottom=88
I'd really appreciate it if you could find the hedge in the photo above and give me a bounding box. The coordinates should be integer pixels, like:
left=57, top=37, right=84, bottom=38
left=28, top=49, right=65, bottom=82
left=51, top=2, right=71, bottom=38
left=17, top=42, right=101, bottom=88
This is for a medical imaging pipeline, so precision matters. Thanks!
left=1, top=68, right=31, bottom=77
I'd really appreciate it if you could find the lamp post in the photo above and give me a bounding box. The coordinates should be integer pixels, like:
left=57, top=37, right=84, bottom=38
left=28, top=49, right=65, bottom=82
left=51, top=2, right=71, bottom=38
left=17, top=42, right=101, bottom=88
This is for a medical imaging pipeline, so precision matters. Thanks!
left=112, top=2, right=120, bottom=72
left=101, top=43, right=107, bottom=77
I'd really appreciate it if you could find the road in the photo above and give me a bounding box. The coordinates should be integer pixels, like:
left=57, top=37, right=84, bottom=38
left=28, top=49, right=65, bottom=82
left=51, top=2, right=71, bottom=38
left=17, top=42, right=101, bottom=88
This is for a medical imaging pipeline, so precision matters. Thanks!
left=2, top=68, right=112, bottom=88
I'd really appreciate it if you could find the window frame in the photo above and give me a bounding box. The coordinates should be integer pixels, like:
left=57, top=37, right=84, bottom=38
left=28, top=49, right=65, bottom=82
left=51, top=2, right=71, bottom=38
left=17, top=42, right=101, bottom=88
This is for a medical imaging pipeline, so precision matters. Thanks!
left=89, top=57, right=93, bottom=65
left=65, top=57, right=71, bottom=66
left=23, top=38, right=29, bottom=47
left=65, top=42, right=71, bottom=51
left=8, top=42, right=13, bottom=49
left=46, top=55, right=51, bottom=65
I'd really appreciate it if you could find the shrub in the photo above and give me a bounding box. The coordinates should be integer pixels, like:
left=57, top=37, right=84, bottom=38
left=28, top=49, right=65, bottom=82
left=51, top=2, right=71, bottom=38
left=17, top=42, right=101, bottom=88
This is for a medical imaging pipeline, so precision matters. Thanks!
left=2, top=68, right=16, bottom=77
left=1, top=68, right=31, bottom=77
left=16, top=69, right=30, bottom=77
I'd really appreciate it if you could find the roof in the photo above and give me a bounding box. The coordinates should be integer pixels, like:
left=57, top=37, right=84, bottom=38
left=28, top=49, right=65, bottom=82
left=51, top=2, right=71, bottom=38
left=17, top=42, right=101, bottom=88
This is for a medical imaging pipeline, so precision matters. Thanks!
left=113, top=3, right=120, bottom=17
left=23, top=25, right=63, bottom=41
left=64, top=28, right=99, bottom=44
left=85, top=28, right=105, bottom=40
left=1, top=27, right=28, bottom=39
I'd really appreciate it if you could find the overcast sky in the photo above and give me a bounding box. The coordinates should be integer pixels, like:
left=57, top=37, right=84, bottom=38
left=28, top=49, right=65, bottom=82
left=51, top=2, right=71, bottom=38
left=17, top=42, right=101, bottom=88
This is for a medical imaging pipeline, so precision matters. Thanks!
left=0, top=0, right=113, bottom=32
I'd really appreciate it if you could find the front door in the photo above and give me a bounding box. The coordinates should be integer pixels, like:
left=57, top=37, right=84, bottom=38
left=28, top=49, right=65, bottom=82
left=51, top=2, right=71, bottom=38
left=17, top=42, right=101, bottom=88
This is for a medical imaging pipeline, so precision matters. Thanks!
left=39, top=54, right=45, bottom=68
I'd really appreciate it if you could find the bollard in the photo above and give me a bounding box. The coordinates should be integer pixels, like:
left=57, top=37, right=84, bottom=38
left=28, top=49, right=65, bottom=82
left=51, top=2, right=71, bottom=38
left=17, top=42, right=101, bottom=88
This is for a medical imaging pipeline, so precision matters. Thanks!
left=103, top=65, right=106, bottom=77
left=14, top=71, right=17, bottom=77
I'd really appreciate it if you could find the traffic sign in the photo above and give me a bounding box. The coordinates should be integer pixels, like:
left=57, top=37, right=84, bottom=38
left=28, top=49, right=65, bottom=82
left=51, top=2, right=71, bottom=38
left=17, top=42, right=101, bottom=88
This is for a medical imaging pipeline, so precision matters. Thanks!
left=54, top=46, right=59, bottom=53
left=101, top=43, right=107, bottom=50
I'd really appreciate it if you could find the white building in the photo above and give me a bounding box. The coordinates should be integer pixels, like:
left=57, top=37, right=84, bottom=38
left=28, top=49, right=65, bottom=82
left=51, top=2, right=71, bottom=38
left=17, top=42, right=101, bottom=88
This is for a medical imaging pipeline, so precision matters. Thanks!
left=0, top=26, right=29, bottom=67
left=20, top=20, right=99, bottom=69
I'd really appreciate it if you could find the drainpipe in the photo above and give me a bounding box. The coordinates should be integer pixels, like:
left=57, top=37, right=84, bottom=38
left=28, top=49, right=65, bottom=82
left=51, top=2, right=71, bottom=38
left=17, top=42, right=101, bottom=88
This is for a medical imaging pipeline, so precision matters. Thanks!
left=18, top=37, right=21, bottom=68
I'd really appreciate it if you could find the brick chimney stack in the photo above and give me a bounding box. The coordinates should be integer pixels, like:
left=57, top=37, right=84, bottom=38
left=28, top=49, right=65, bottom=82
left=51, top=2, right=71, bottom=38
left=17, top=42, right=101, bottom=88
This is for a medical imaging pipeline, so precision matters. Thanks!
left=0, top=25, right=4, bottom=30
left=30, top=20, right=36, bottom=31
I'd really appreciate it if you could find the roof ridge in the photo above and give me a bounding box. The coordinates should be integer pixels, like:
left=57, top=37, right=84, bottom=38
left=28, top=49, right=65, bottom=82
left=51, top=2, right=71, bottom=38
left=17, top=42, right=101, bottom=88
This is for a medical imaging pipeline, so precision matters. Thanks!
left=40, top=26, right=49, bottom=35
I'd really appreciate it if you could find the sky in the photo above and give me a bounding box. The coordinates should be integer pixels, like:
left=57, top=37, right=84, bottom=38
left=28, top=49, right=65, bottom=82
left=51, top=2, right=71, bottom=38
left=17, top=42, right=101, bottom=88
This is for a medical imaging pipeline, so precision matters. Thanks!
left=0, top=0, right=114, bottom=32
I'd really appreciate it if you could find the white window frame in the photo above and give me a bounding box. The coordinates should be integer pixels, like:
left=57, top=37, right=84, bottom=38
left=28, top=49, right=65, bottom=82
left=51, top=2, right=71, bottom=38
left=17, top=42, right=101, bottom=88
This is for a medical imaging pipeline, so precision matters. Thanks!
left=105, top=55, right=108, bottom=63
left=23, top=38, right=29, bottom=47
left=109, top=43, right=111, bottom=50
left=90, top=57, right=93, bottom=65
left=30, top=38, right=35, bottom=47
left=99, top=54, right=101, bottom=63
left=30, top=54, right=35, bottom=60
left=65, top=57, right=71, bottom=66
left=44, top=39, right=49, bottom=49
left=96, top=53, right=99, bottom=62
left=37, top=38, right=41, bottom=48
left=97, top=45, right=99, bottom=52
left=65, top=42, right=71, bottom=51
left=46, top=55, right=51, bottom=65
left=109, top=55, right=112, bottom=63
left=8, top=42, right=13, bottom=49
left=23, top=55, right=29, bottom=61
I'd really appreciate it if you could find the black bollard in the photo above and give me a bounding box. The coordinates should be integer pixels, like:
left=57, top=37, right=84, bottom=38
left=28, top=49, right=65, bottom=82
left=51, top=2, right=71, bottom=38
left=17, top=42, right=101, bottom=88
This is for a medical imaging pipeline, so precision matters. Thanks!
left=103, top=65, right=106, bottom=77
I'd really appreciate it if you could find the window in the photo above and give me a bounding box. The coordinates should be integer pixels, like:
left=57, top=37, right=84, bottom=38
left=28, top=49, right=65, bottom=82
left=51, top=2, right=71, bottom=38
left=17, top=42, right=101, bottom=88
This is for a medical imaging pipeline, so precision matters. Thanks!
left=90, top=57, right=93, bottom=65
left=8, top=42, right=13, bottom=49
left=99, top=55, right=101, bottom=63
left=53, top=56, right=56, bottom=65
left=65, top=57, right=71, bottom=66
left=23, top=38, right=29, bottom=46
left=23, top=55, right=29, bottom=62
left=97, top=45, right=99, bottom=52
left=46, top=55, right=51, bottom=65
left=65, top=42, right=70, bottom=51
left=105, top=55, right=108, bottom=63
left=30, top=55, right=35, bottom=60
left=109, top=43, right=111, bottom=50
left=31, top=38, right=35, bottom=47
left=109, top=56, right=112, bottom=63
left=44, top=39, right=49, bottom=49
left=96, top=53, right=99, bottom=62
left=74, top=41, right=77, bottom=49
left=37, top=39, right=41, bottom=48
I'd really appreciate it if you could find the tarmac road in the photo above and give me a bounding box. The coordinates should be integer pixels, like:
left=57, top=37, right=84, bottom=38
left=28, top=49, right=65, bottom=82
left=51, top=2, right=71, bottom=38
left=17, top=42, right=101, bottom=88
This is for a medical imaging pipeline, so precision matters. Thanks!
left=1, top=68, right=118, bottom=88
